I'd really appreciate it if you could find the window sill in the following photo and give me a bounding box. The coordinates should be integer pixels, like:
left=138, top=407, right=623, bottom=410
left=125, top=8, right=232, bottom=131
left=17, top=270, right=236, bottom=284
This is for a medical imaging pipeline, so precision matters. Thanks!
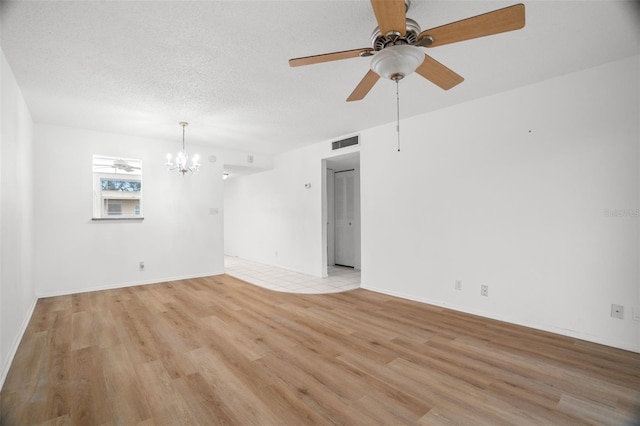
left=92, top=217, right=144, bottom=221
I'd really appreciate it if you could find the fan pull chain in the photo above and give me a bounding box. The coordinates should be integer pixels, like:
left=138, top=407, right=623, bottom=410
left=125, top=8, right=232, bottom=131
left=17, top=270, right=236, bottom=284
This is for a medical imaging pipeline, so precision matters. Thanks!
left=396, top=79, right=400, bottom=152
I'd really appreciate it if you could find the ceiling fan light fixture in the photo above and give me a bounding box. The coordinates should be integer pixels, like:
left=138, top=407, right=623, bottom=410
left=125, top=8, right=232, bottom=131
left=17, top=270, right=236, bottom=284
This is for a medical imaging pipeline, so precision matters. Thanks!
left=370, top=45, right=424, bottom=81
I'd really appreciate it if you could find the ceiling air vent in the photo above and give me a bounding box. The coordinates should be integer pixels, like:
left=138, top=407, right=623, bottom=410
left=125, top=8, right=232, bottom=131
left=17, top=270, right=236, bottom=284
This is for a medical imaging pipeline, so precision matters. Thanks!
left=332, top=136, right=359, bottom=151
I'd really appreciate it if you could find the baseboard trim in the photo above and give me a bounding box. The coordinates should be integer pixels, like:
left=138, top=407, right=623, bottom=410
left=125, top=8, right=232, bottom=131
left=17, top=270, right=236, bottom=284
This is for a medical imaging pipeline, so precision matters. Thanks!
left=36, top=271, right=224, bottom=299
left=362, top=285, right=640, bottom=354
left=0, top=296, right=38, bottom=390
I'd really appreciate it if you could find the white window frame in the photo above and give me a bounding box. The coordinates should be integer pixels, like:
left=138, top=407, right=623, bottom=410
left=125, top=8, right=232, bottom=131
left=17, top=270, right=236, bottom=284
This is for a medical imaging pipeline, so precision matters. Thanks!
left=92, top=155, right=143, bottom=220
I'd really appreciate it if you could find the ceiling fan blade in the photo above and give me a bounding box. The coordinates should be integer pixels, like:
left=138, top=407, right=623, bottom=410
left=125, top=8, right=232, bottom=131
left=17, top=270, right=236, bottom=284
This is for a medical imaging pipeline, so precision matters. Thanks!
left=415, top=54, right=464, bottom=90
left=370, top=0, right=407, bottom=36
left=289, top=48, right=373, bottom=67
left=417, top=3, right=525, bottom=48
left=347, top=70, right=380, bottom=102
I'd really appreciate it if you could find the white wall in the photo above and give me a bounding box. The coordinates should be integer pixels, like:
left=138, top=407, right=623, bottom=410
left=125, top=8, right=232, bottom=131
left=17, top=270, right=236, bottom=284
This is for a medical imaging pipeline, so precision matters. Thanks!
left=224, top=141, right=360, bottom=277
left=0, top=49, right=36, bottom=387
left=361, top=55, right=639, bottom=352
left=225, top=55, right=638, bottom=351
left=34, top=124, right=225, bottom=296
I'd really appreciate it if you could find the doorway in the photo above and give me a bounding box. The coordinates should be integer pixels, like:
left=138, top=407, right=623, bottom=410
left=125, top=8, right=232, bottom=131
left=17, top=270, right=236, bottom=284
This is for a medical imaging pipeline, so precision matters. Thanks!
left=334, top=169, right=355, bottom=267
left=324, top=152, right=361, bottom=274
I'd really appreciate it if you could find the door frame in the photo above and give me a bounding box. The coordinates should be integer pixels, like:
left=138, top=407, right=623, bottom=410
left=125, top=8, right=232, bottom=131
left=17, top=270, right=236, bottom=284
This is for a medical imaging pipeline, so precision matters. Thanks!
left=321, top=152, right=361, bottom=277
left=333, top=168, right=356, bottom=268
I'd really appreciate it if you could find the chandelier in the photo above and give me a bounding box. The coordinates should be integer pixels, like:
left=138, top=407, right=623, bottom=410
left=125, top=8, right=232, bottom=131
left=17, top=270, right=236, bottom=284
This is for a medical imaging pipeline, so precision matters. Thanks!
left=166, top=121, right=200, bottom=175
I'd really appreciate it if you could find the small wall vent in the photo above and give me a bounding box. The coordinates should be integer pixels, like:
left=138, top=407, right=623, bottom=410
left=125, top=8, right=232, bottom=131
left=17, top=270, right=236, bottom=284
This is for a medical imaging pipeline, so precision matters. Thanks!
left=332, top=136, right=359, bottom=150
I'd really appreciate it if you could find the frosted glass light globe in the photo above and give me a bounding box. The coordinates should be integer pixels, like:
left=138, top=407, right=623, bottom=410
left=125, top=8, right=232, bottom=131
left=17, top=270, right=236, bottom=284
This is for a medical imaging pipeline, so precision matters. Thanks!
left=370, top=45, right=424, bottom=81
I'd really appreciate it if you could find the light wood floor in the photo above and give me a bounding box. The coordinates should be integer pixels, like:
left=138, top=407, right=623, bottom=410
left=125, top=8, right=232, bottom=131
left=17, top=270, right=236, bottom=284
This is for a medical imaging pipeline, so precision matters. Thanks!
left=2, top=274, right=639, bottom=425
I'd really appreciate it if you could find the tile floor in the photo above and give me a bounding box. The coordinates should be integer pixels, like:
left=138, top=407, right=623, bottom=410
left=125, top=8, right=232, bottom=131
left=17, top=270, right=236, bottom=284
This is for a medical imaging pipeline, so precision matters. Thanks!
left=224, top=256, right=361, bottom=294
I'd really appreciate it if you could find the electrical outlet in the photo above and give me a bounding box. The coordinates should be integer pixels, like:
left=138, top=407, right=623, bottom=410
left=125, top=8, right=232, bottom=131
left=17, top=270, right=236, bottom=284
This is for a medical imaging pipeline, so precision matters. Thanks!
left=633, top=307, right=640, bottom=322
left=481, top=285, right=488, bottom=297
left=139, top=261, right=145, bottom=271
left=611, top=304, right=624, bottom=319
left=455, top=280, right=462, bottom=291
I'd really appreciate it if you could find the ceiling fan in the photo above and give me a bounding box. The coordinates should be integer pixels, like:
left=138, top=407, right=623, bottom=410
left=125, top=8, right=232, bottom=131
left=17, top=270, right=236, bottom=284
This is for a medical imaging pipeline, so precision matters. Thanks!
left=289, top=0, right=525, bottom=102
left=111, top=159, right=140, bottom=173
left=94, top=158, right=140, bottom=173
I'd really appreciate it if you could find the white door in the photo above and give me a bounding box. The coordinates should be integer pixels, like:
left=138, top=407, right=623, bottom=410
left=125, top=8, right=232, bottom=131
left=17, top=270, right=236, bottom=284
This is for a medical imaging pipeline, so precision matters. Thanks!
left=334, top=170, right=355, bottom=267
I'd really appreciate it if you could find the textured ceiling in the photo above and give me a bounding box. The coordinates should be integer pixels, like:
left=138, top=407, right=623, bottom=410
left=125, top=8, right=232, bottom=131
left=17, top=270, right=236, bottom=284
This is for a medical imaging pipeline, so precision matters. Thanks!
left=1, top=1, right=638, bottom=155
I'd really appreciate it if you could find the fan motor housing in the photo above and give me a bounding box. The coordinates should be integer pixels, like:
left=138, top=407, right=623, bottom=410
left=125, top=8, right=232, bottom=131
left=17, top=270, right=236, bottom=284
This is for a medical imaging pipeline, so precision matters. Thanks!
left=370, top=18, right=421, bottom=51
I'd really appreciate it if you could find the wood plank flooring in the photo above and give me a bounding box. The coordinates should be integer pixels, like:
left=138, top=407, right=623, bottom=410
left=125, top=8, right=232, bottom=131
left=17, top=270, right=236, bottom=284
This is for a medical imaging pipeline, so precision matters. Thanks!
left=2, top=274, right=639, bottom=425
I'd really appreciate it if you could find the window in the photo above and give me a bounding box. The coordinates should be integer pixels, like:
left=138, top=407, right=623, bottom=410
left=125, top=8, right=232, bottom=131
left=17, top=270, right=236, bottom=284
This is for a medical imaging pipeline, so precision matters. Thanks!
left=92, top=155, right=143, bottom=219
